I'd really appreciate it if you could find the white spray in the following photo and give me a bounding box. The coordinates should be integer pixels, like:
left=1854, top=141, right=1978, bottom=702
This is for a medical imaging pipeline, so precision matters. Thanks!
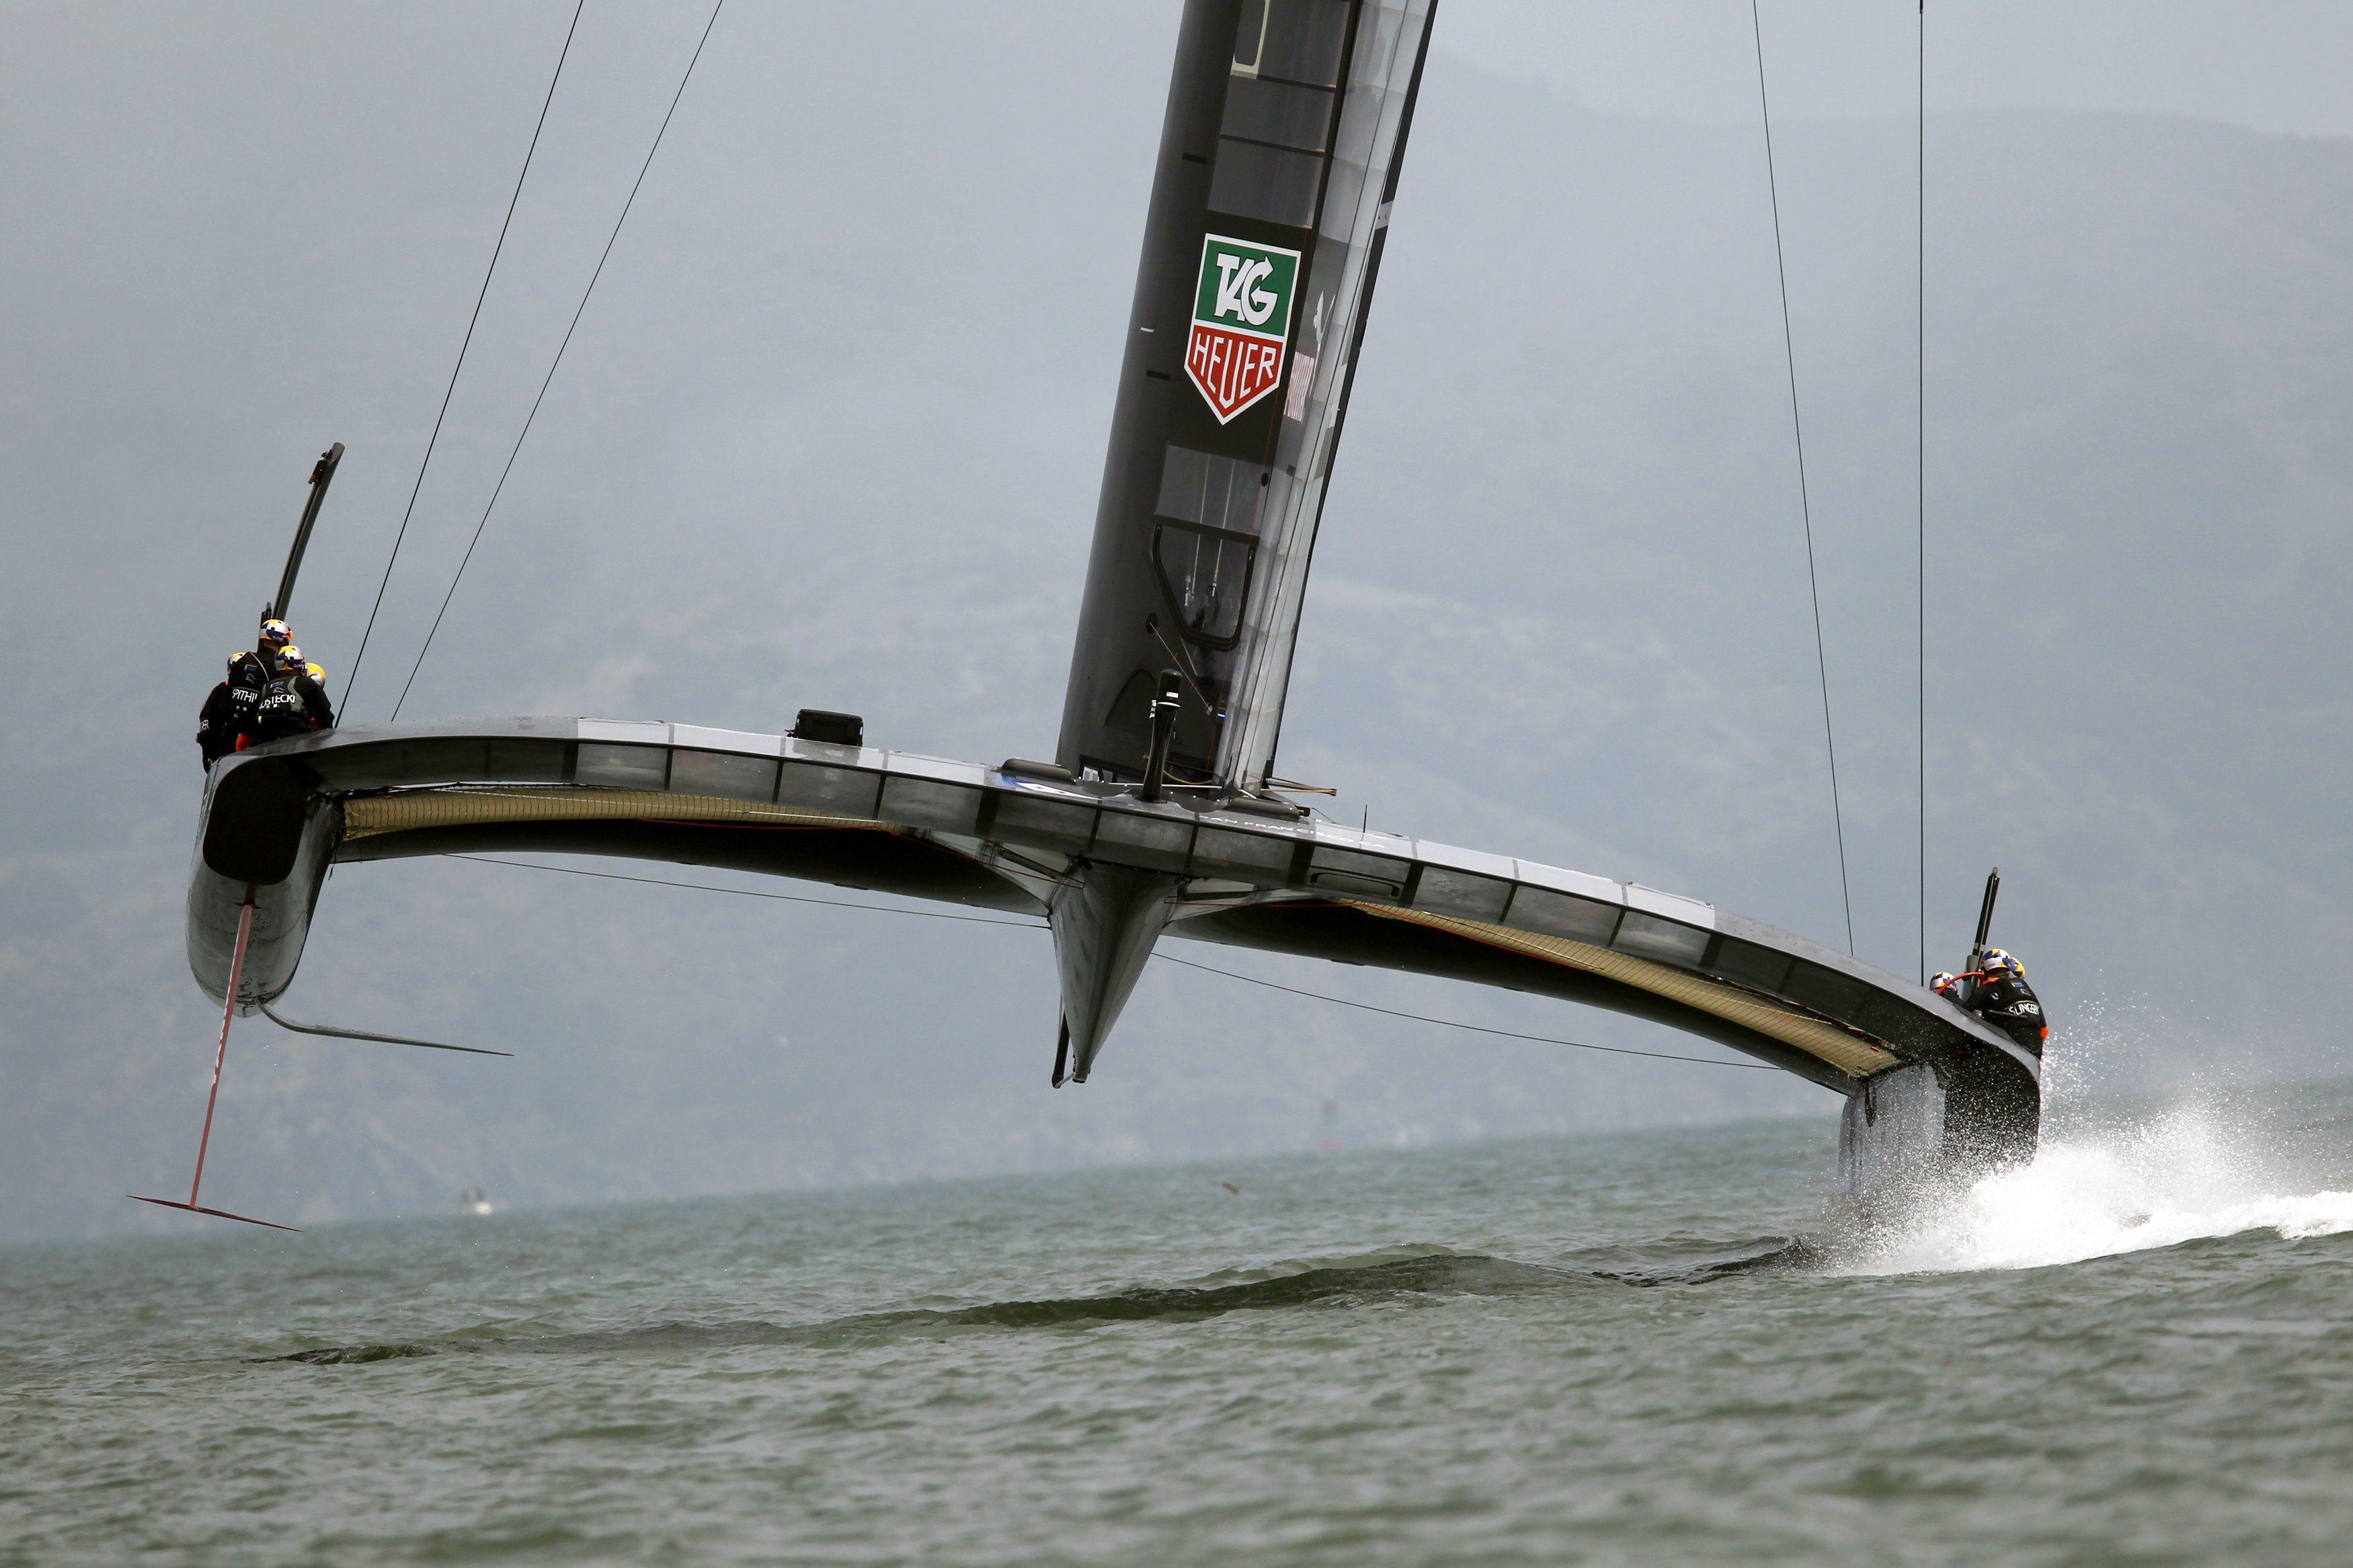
left=1831, top=1007, right=2353, bottom=1276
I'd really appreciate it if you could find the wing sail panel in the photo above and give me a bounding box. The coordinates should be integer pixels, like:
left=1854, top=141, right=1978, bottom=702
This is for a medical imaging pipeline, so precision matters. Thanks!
left=1058, top=0, right=1437, bottom=789
left=1215, top=0, right=1433, bottom=786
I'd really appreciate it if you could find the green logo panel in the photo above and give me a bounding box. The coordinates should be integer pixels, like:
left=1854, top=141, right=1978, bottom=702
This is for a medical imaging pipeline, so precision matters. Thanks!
left=1193, top=235, right=1300, bottom=339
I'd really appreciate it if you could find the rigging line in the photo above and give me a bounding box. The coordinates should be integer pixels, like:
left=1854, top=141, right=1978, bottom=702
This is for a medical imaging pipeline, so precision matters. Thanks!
left=344, top=0, right=585, bottom=716
left=1148, top=618, right=1216, bottom=717
left=444, top=854, right=1767, bottom=1073
left=1917, top=0, right=1928, bottom=983
left=392, top=0, right=727, bottom=722
left=1152, top=955, right=1772, bottom=1071
left=1750, top=0, right=1854, bottom=958
left=447, top=854, right=1039, bottom=927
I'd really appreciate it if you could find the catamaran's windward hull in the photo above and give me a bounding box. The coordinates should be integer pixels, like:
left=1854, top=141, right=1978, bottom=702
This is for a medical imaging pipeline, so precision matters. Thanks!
left=189, top=718, right=2039, bottom=1193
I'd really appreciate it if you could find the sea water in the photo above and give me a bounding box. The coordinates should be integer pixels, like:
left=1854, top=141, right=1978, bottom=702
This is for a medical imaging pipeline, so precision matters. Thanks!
left=6, top=1079, right=2352, bottom=1566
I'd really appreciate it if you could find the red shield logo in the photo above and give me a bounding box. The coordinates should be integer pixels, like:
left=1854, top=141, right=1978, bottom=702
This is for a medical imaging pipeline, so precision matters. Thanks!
left=1185, top=235, right=1302, bottom=425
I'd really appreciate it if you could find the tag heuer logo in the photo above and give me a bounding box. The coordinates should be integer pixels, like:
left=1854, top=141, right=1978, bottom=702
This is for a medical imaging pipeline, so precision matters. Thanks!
left=1185, top=233, right=1300, bottom=424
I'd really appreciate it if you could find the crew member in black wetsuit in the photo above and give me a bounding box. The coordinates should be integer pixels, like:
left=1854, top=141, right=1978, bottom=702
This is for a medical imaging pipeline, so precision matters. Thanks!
left=196, top=618, right=292, bottom=767
left=1970, top=949, right=2047, bottom=1055
left=196, top=671, right=245, bottom=767
left=1933, top=949, right=2048, bottom=1057
left=251, top=645, right=336, bottom=741
left=296, top=653, right=336, bottom=732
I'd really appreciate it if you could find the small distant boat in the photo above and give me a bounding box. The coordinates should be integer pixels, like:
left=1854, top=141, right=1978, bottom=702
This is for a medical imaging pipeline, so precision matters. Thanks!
left=456, top=1187, right=495, bottom=1216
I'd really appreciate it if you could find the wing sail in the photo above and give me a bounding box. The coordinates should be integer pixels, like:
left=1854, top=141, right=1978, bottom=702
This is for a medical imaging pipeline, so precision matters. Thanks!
left=1058, top=0, right=1437, bottom=790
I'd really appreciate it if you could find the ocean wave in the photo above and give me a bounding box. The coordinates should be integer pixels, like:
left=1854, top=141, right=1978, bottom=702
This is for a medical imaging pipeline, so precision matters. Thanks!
left=260, top=1249, right=1593, bottom=1364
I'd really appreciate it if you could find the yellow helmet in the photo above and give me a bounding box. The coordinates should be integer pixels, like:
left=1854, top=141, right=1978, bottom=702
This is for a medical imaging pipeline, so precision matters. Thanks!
left=1981, top=948, right=2023, bottom=980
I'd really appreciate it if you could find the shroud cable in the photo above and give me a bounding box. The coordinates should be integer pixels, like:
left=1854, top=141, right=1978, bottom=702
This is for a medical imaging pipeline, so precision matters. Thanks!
left=448, top=853, right=1039, bottom=927
left=1150, top=954, right=1771, bottom=1070
left=1750, top=0, right=1855, bottom=957
left=393, top=0, right=727, bottom=720
left=1917, top=0, right=1929, bottom=982
left=446, top=854, right=1769, bottom=1071
left=344, top=1, right=585, bottom=716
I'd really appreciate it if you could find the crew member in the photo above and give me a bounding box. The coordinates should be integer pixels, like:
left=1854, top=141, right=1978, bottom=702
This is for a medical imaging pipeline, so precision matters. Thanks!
left=1932, top=951, right=2048, bottom=1056
left=196, top=664, right=244, bottom=767
left=1970, top=948, right=2048, bottom=1056
left=294, top=649, right=336, bottom=731
left=250, top=644, right=336, bottom=741
left=196, top=618, right=292, bottom=767
left=237, top=618, right=293, bottom=692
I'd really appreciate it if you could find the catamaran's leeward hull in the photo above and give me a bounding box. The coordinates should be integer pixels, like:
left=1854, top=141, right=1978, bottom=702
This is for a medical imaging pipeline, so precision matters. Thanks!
left=190, top=719, right=2039, bottom=1196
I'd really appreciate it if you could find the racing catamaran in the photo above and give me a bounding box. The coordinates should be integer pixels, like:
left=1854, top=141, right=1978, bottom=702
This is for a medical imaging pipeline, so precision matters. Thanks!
left=166, top=0, right=2038, bottom=1227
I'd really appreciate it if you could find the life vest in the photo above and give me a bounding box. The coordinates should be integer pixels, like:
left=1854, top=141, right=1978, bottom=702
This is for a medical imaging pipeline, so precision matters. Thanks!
left=253, top=674, right=323, bottom=739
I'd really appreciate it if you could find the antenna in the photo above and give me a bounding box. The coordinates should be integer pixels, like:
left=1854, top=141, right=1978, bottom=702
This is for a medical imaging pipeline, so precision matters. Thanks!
left=268, top=442, right=345, bottom=624
left=1140, top=669, right=1182, bottom=802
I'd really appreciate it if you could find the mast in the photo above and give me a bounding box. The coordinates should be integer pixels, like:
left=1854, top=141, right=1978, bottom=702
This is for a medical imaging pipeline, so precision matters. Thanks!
left=1056, top=0, right=1436, bottom=792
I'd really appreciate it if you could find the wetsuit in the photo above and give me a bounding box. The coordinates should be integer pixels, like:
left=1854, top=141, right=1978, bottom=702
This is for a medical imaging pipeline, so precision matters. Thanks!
left=1931, top=966, right=2049, bottom=1056
left=252, top=670, right=335, bottom=741
left=196, top=651, right=270, bottom=766
left=1971, top=972, right=2048, bottom=1057
left=196, top=682, right=237, bottom=766
left=303, top=674, right=336, bottom=731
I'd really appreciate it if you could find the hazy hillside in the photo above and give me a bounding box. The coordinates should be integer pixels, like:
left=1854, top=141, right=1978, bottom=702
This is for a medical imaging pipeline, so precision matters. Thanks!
left=3, top=3, right=2348, bottom=1240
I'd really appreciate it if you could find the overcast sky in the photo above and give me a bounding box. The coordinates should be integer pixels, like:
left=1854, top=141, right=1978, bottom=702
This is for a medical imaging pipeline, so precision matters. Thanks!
left=1444, top=1, right=2353, bottom=136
